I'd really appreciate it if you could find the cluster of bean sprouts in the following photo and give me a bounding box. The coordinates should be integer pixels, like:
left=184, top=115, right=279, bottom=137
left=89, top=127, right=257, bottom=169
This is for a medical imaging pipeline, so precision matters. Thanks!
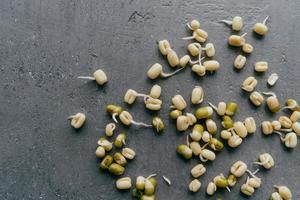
left=262, top=103, right=300, bottom=149
left=206, top=153, right=276, bottom=197
left=67, top=16, right=297, bottom=200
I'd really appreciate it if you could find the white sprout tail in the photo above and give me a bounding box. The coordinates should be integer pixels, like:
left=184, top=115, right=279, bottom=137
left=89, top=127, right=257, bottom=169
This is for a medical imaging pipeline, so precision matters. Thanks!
left=112, top=113, right=119, bottom=123
left=182, top=36, right=195, bottom=40
left=263, top=16, right=270, bottom=24
left=131, top=120, right=152, bottom=128
left=220, top=20, right=232, bottom=25
left=199, top=155, right=208, bottom=162
left=161, top=67, right=184, bottom=78
left=77, top=76, right=95, bottom=80
left=208, top=102, right=218, bottom=112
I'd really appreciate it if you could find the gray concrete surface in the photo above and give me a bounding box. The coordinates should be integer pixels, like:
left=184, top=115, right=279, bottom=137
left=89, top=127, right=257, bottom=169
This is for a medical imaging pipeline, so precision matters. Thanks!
left=1, top=0, right=300, bottom=199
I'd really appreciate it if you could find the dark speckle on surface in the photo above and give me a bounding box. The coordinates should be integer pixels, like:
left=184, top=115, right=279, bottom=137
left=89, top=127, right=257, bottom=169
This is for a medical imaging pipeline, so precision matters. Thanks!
left=128, top=11, right=155, bottom=23
left=0, top=0, right=300, bottom=199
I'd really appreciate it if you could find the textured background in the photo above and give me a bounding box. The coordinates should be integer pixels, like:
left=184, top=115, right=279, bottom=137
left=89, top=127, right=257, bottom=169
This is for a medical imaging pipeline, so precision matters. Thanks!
left=1, top=0, right=300, bottom=199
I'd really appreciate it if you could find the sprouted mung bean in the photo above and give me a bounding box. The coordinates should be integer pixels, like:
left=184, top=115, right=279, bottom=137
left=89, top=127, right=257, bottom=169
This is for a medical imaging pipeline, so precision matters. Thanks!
left=105, top=122, right=116, bottom=137
left=233, top=121, right=248, bottom=138
left=268, top=73, right=279, bottom=86
left=189, top=141, right=202, bottom=156
left=203, top=60, right=220, bottom=72
left=226, top=102, right=238, bottom=116
left=108, top=163, right=125, bottom=176
left=222, top=115, right=234, bottom=130
left=248, top=177, right=261, bottom=189
left=176, top=144, right=193, bottom=159
left=228, top=33, right=247, bottom=47
left=176, top=115, right=190, bottom=131
left=148, top=175, right=158, bottom=187
left=100, top=155, right=113, bottom=170
left=166, top=48, right=180, bottom=67
left=206, top=119, right=218, bottom=135
left=261, top=121, right=273, bottom=135
left=113, top=152, right=127, bottom=166
left=209, top=138, right=224, bottom=151
left=190, top=124, right=204, bottom=141
left=265, top=93, right=280, bottom=113
left=253, top=16, right=270, bottom=36
left=187, top=19, right=201, bottom=31
left=186, top=113, right=197, bottom=126
left=195, top=106, right=213, bottom=119
left=278, top=116, right=292, bottom=129
left=213, top=174, right=230, bottom=191
left=124, top=89, right=148, bottom=104
left=227, top=174, right=237, bottom=187
left=68, top=113, right=86, bottom=129
left=149, top=84, right=162, bottom=99
left=171, top=95, right=187, bottom=110
left=116, top=177, right=132, bottom=190
left=78, top=69, right=108, bottom=85
left=98, top=137, right=113, bottom=151
left=244, top=117, right=256, bottom=134
left=147, top=63, right=184, bottom=80
left=208, top=102, right=226, bottom=116
left=200, top=149, right=216, bottom=162
left=183, top=28, right=208, bottom=43
left=216, top=103, right=226, bottom=116
left=253, top=153, right=274, bottom=169
left=179, top=55, right=191, bottom=67
left=114, top=133, right=126, bottom=148
left=158, top=40, right=171, bottom=55
left=202, top=131, right=212, bottom=143
left=228, top=133, right=243, bottom=148
left=106, top=104, right=123, bottom=123
left=241, top=181, right=255, bottom=196
left=206, top=182, right=217, bottom=195
left=169, top=109, right=182, bottom=119
left=144, top=179, right=156, bottom=195
left=281, top=132, right=297, bottom=148
left=191, top=164, right=206, bottom=178
left=292, top=122, right=300, bottom=135
left=152, top=117, right=165, bottom=133
left=203, top=43, right=216, bottom=57
left=191, top=86, right=204, bottom=104
left=242, top=43, right=254, bottom=53
left=270, top=192, right=283, bottom=200
left=189, top=179, right=201, bottom=192
left=254, top=61, right=268, bottom=72
left=234, top=55, right=247, bottom=69
left=122, top=147, right=136, bottom=160
left=144, top=96, right=162, bottom=111
left=290, top=111, right=300, bottom=122
left=274, top=185, right=292, bottom=200
left=220, top=16, right=243, bottom=31
left=241, top=76, right=257, bottom=92
left=136, top=176, right=146, bottom=190
left=282, top=99, right=299, bottom=111
left=119, top=111, right=152, bottom=127
left=192, top=64, right=206, bottom=76
left=230, top=161, right=247, bottom=177
left=95, top=146, right=106, bottom=158
left=249, top=91, right=265, bottom=106
left=270, top=130, right=297, bottom=148
left=272, top=120, right=282, bottom=130
left=187, top=43, right=202, bottom=56
left=221, top=130, right=232, bottom=140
